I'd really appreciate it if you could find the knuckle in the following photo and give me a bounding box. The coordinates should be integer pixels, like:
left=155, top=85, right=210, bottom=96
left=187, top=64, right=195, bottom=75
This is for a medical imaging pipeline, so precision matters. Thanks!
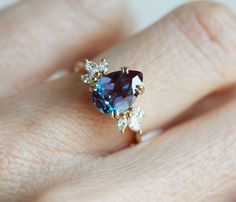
left=171, top=1, right=236, bottom=85
left=174, top=1, right=234, bottom=49
left=175, top=1, right=233, bottom=28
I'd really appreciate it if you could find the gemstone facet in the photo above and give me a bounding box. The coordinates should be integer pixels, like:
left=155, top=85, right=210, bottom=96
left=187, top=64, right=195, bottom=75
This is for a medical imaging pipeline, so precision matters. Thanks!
left=92, top=70, right=143, bottom=114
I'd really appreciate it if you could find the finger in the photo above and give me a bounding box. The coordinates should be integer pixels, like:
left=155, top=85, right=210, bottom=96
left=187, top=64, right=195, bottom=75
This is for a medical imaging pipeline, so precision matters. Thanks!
left=0, top=75, right=134, bottom=202
left=36, top=97, right=236, bottom=202
left=166, top=86, right=236, bottom=129
left=29, top=1, right=236, bottom=151
left=0, top=0, right=126, bottom=96
left=97, top=1, right=236, bottom=133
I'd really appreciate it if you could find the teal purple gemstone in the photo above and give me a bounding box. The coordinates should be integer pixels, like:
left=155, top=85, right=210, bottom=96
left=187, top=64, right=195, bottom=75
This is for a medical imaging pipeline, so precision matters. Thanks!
left=92, top=70, right=143, bottom=114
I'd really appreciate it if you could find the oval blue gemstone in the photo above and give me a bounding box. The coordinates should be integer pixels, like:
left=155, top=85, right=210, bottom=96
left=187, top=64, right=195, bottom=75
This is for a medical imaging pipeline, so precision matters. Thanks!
left=92, top=70, right=143, bottom=114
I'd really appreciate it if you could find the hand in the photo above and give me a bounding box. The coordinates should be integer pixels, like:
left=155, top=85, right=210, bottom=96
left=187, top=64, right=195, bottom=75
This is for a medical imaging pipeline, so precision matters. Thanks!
left=0, top=1, right=236, bottom=202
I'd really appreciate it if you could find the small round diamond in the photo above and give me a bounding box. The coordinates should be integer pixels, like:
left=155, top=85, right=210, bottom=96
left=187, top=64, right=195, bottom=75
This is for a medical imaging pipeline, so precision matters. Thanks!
left=99, top=59, right=109, bottom=73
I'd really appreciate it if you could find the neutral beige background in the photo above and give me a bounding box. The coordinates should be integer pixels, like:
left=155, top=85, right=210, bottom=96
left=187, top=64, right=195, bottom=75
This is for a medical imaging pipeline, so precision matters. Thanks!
left=0, top=0, right=236, bottom=32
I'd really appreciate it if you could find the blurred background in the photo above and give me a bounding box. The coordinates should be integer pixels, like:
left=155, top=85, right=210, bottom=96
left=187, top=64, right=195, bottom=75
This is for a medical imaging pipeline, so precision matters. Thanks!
left=126, top=0, right=236, bottom=32
left=0, top=0, right=236, bottom=33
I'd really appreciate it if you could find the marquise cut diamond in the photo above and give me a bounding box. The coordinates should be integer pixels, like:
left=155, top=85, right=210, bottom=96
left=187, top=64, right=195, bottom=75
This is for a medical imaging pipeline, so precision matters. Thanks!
left=128, top=116, right=141, bottom=132
left=81, top=74, right=92, bottom=84
left=85, top=60, right=98, bottom=72
left=118, top=116, right=128, bottom=133
left=99, top=59, right=109, bottom=73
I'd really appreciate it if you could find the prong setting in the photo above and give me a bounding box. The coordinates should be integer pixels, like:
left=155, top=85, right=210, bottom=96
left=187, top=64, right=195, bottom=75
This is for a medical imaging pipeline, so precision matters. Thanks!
left=121, top=66, right=129, bottom=74
left=135, top=85, right=145, bottom=96
left=111, top=110, right=120, bottom=120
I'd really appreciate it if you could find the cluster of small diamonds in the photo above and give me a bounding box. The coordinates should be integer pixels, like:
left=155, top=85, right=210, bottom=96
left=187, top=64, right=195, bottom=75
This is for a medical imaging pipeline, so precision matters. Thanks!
left=117, top=107, right=146, bottom=133
left=81, top=59, right=109, bottom=84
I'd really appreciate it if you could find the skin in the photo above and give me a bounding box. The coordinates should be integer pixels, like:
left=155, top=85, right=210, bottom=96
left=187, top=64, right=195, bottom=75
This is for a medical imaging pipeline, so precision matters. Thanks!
left=0, top=0, right=235, bottom=202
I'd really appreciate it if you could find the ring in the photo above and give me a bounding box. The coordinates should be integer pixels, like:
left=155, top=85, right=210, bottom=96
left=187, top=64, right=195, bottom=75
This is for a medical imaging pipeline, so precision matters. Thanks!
left=75, top=59, right=146, bottom=143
